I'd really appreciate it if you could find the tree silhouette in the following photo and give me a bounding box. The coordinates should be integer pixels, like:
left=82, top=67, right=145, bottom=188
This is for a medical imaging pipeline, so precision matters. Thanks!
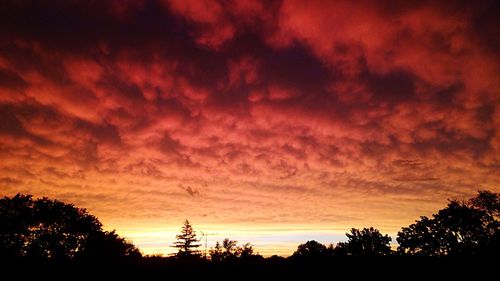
left=292, top=240, right=328, bottom=258
left=209, top=241, right=224, bottom=262
left=80, top=230, right=142, bottom=261
left=221, top=238, right=238, bottom=260
left=397, top=191, right=500, bottom=256
left=209, top=239, right=260, bottom=261
left=396, top=216, right=441, bottom=256
left=239, top=242, right=255, bottom=259
left=173, top=219, right=201, bottom=258
left=0, top=193, right=140, bottom=260
left=470, top=190, right=500, bottom=218
left=335, top=227, right=392, bottom=256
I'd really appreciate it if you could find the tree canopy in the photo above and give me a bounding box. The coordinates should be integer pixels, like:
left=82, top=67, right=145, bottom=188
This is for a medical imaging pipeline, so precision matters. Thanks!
left=470, top=190, right=500, bottom=218
left=336, top=227, right=392, bottom=256
left=0, top=193, right=140, bottom=260
left=209, top=238, right=260, bottom=262
left=397, top=191, right=500, bottom=256
left=292, top=240, right=329, bottom=258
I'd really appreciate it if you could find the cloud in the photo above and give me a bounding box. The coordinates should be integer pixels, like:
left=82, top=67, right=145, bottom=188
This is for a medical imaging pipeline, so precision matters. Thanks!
left=179, top=184, right=200, bottom=197
left=0, top=0, right=498, bottom=255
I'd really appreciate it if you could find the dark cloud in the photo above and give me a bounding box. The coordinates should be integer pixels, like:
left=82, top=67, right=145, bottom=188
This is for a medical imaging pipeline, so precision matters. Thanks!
left=361, top=68, right=416, bottom=104
left=392, top=159, right=423, bottom=168
left=0, top=68, right=28, bottom=92
left=0, top=177, right=23, bottom=186
left=158, top=133, right=182, bottom=156
left=179, top=184, right=200, bottom=197
left=0, top=104, right=26, bottom=137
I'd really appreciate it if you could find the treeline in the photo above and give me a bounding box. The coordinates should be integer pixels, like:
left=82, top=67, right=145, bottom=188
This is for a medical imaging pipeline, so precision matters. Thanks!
left=295, top=189, right=500, bottom=257
left=0, top=191, right=499, bottom=279
left=170, top=190, right=500, bottom=260
left=1, top=191, right=499, bottom=262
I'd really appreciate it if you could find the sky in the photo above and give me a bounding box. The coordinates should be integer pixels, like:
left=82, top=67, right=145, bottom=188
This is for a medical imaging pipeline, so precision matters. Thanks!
left=0, top=0, right=499, bottom=256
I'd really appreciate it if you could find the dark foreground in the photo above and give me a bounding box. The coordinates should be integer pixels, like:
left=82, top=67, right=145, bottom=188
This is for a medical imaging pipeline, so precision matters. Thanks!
left=2, top=256, right=496, bottom=281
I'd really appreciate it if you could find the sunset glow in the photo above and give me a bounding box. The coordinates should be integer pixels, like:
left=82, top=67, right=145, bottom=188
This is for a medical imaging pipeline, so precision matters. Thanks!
left=0, top=0, right=499, bottom=256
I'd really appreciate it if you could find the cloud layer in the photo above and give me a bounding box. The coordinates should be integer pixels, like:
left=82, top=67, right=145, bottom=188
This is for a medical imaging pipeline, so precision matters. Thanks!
left=0, top=0, right=499, bottom=255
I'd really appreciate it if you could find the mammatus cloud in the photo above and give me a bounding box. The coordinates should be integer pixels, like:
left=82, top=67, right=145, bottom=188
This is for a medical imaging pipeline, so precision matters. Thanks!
left=0, top=0, right=498, bottom=255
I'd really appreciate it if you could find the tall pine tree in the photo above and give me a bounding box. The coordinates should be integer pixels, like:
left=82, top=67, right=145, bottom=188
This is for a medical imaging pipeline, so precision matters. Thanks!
left=173, top=219, right=201, bottom=258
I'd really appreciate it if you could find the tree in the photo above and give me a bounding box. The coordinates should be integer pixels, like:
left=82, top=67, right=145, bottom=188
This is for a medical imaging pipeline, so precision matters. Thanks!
left=80, top=230, right=142, bottom=261
left=396, top=216, right=442, bottom=256
left=173, top=219, right=201, bottom=258
left=335, top=227, right=392, bottom=256
left=469, top=191, right=500, bottom=255
left=470, top=190, right=500, bottom=218
left=292, top=240, right=328, bottom=258
left=0, top=193, right=140, bottom=260
left=239, top=242, right=255, bottom=259
left=397, top=191, right=500, bottom=256
left=221, top=238, right=239, bottom=260
left=209, top=241, right=224, bottom=262
left=209, top=239, right=260, bottom=261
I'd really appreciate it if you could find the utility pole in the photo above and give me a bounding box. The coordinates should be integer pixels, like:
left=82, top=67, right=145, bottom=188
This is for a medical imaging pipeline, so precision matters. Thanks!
left=200, top=231, right=218, bottom=259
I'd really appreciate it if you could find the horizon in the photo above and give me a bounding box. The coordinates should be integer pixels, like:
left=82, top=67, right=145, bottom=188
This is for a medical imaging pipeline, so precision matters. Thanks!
left=0, top=1, right=498, bottom=257
left=119, top=223, right=403, bottom=257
